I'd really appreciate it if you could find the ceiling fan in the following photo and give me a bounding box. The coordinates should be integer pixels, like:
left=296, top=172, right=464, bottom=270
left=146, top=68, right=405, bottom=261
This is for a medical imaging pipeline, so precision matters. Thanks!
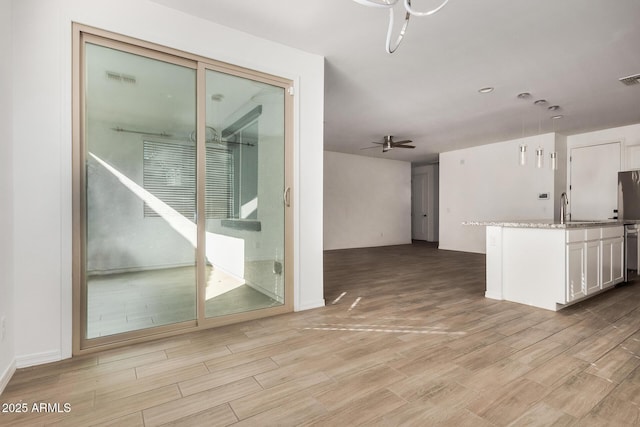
left=361, top=135, right=415, bottom=153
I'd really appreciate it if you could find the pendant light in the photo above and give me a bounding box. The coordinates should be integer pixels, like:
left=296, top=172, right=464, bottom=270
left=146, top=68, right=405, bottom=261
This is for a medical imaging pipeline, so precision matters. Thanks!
left=536, top=147, right=544, bottom=169
left=519, top=145, right=527, bottom=166
left=550, top=152, right=558, bottom=170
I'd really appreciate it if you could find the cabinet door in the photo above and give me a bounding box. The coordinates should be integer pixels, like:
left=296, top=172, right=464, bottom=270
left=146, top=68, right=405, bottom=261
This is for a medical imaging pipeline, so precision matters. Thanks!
left=567, top=243, right=586, bottom=302
left=601, top=239, right=614, bottom=289
left=612, top=237, right=625, bottom=284
left=585, top=240, right=601, bottom=294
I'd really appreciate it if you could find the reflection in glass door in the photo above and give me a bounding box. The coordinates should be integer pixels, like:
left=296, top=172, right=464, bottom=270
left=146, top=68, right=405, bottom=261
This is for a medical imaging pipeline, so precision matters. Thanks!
left=75, top=26, right=293, bottom=351
left=202, top=69, right=286, bottom=318
left=83, top=42, right=198, bottom=339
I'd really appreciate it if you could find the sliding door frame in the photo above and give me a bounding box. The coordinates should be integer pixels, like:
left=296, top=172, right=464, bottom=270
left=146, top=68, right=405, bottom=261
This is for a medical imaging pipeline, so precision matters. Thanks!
left=72, top=23, right=294, bottom=355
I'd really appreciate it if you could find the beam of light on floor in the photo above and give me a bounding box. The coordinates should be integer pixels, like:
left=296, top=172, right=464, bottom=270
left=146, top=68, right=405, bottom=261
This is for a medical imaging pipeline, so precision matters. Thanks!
left=205, top=267, right=246, bottom=300
left=90, top=153, right=246, bottom=300
left=348, top=297, right=362, bottom=311
left=313, top=323, right=446, bottom=330
left=302, top=327, right=466, bottom=335
left=332, top=292, right=347, bottom=304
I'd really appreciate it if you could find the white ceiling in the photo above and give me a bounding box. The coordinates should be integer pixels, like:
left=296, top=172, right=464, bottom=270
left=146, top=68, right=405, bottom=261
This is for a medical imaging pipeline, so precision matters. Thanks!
left=152, top=0, right=640, bottom=163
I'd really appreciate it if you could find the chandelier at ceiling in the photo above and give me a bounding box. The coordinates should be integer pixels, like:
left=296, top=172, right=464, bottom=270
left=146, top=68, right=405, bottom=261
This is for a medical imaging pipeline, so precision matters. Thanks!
left=352, top=0, right=450, bottom=53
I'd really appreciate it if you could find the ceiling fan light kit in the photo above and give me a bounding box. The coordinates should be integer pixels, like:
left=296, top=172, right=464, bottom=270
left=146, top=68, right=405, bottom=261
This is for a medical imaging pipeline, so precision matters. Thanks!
left=351, top=0, right=451, bottom=53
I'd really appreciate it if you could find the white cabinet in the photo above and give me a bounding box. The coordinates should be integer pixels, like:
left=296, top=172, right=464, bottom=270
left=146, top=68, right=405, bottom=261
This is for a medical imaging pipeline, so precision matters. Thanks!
left=602, top=237, right=624, bottom=288
left=565, top=226, right=624, bottom=302
left=566, top=242, right=586, bottom=302
left=613, top=237, right=625, bottom=283
left=585, top=240, right=601, bottom=294
left=484, top=223, right=625, bottom=311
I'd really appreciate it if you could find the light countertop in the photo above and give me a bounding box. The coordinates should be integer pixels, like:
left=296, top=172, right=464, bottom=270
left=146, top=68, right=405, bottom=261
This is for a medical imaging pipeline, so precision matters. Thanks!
left=462, top=219, right=638, bottom=229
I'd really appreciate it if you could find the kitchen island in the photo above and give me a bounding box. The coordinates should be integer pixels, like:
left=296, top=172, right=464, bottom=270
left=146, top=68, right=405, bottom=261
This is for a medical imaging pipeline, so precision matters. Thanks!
left=466, top=220, right=625, bottom=311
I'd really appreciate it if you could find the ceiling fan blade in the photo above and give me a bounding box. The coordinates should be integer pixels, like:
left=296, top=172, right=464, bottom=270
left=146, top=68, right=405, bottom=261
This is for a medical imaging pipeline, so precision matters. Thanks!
left=369, top=141, right=384, bottom=145
left=392, top=140, right=413, bottom=145
left=360, top=146, right=380, bottom=150
left=394, top=145, right=416, bottom=149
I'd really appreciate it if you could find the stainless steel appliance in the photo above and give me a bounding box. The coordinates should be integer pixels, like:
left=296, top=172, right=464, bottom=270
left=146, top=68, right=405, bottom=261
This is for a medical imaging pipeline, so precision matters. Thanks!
left=619, top=171, right=640, bottom=220
left=618, top=171, right=640, bottom=281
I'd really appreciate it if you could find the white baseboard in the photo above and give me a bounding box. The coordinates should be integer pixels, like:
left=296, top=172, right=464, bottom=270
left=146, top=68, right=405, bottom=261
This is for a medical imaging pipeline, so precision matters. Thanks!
left=295, top=299, right=325, bottom=312
left=485, top=291, right=503, bottom=301
left=0, top=359, right=16, bottom=395
left=15, top=350, right=62, bottom=369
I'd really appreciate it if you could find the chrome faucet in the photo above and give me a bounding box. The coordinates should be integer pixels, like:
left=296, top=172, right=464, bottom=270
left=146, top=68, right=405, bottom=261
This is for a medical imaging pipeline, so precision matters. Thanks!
left=560, top=192, right=569, bottom=224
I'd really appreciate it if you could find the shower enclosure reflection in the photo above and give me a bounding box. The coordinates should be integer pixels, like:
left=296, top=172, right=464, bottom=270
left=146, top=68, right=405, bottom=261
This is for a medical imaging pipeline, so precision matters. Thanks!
left=203, top=69, right=286, bottom=319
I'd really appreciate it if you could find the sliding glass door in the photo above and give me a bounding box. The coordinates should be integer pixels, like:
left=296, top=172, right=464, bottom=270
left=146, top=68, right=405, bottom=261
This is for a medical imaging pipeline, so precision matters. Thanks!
left=202, top=69, right=286, bottom=319
left=73, top=26, right=293, bottom=352
left=83, top=41, right=198, bottom=340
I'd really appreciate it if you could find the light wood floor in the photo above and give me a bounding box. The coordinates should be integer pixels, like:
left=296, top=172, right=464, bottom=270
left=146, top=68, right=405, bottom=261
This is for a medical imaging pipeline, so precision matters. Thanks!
left=3, top=242, right=640, bottom=426
left=87, top=266, right=280, bottom=338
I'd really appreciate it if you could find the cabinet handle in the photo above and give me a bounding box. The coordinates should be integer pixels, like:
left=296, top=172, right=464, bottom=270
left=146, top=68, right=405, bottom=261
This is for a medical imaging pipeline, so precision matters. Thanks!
left=283, top=187, right=291, bottom=207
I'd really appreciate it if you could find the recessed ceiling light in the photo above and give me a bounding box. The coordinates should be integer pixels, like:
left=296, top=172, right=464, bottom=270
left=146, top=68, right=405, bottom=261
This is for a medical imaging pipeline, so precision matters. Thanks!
left=478, top=87, right=494, bottom=93
left=548, top=105, right=560, bottom=111
left=551, top=115, right=564, bottom=120
left=534, top=99, right=547, bottom=105
left=517, top=92, right=531, bottom=99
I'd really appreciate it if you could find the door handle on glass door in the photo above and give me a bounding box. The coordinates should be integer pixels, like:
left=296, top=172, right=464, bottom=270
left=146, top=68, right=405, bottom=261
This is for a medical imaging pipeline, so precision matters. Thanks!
left=283, top=187, right=291, bottom=207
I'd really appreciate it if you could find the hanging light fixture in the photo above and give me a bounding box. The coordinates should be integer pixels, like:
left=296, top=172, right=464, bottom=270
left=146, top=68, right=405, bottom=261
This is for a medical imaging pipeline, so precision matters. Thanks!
left=516, top=91, right=563, bottom=169
left=550, top=152, right=558, bottom=170
left=534, top=98, right=545, bottom=169
left=549, top=111, right=559, bottom=171
left=519, top=145, right=527, bottom=166
left=536, top=147, right=544, bottom=169
left=517, top=92, right=530, bottom=166
left=351, top=0, right=451, bottom=53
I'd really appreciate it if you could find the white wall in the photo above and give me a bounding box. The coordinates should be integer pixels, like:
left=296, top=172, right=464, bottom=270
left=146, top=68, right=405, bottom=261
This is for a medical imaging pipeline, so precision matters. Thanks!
left=11, top=0, right=324, bottom=367
left=0, top=0, right=16, bottom=394
left=324, top=151, right=412, bottom=250
left=439, top=133, right=557, bottom=254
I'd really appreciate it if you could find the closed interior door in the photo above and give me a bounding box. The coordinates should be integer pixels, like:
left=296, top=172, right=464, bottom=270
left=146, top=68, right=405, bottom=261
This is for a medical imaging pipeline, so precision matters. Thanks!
left=570, top=142, right=620, bottom=220
left=412, top=173, right=428, bottom=241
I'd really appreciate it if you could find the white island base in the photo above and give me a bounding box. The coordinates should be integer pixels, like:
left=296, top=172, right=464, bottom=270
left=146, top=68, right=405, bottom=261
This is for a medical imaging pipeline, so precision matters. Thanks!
left=484, top=223, right=624, bottom=311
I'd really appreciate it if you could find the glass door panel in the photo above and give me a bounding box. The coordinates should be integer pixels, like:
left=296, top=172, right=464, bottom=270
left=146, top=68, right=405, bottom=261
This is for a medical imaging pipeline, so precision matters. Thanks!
left=203, top=69, right=286, bottom=318
left=84, top=42, right=197, bottom=338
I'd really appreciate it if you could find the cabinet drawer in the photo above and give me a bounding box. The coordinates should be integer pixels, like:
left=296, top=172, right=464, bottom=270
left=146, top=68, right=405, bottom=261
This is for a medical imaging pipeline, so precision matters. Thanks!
left=566, top=229, right=585, bottom=243
left=585, top=228, right=601, bottom=241
left=601, top=226, right=624, bottom=239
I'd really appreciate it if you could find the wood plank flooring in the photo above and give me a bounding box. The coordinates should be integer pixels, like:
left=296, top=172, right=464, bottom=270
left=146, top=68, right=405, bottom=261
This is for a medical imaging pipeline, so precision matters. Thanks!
left=4, top=241, right=640, bottom=425
left=87, top=265, right=280, bottom=338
